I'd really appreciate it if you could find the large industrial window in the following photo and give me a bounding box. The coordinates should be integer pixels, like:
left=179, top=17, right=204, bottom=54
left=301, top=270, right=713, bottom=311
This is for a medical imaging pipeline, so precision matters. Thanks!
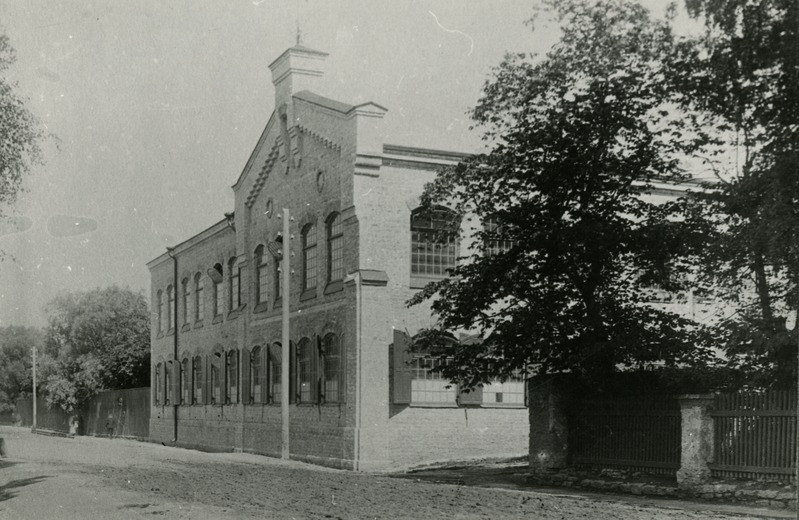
left=255, top=245, right=268, bottom=305
left=302, top=223, right=318, bottom=292
left=322, top=333, right=343, bottom=403
left=327, top=213, right=343, bottom=283
left=194, top=273, right=204, bottom=322
left=410, top=206, right=459, bottom=278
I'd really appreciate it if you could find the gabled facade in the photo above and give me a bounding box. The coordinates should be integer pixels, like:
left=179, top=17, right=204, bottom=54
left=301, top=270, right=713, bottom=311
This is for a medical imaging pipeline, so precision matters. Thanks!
left=147, top=46, right=528, bottom=471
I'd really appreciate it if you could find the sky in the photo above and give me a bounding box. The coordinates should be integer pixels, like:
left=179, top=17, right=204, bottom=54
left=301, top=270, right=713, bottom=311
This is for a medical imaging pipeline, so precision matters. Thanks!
left=0, top=1, right=680, bottom=328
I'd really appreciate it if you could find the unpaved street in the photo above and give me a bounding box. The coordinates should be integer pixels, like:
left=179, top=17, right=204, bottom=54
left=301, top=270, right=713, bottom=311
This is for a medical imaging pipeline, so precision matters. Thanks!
left=0, top=426, right=786, bottom=519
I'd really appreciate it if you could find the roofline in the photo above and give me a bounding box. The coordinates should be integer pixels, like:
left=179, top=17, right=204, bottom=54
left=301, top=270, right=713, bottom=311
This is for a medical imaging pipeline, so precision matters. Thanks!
left=146, top=218, right=233, bottom=269
left=383, top=144, right=472, bottom=162
left=233, top=111, right=277, bottom=191
left=267, top=45, right=330, bottom=70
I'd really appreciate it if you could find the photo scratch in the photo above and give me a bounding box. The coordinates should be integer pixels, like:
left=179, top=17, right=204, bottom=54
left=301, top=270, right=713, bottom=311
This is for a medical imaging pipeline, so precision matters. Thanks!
left=428, top=11, right=473, bottom=56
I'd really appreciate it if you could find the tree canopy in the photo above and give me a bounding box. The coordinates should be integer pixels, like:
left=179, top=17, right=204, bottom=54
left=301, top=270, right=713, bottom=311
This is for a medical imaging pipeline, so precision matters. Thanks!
left=41, top=286, right=150, bottom=412
left=0, top=326, right=41, bottom=413
left=409, top=0, right=717, bottom=389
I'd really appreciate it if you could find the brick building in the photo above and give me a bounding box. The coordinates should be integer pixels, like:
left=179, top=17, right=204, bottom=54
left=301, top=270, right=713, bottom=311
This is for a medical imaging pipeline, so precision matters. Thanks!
left=147, top=46, right=528, bottom=471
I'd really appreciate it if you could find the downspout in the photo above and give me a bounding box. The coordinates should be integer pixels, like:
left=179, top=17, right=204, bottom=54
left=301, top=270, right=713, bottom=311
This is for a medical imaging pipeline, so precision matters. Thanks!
left=353, top=271, right=363, bottom=471
left=166, top=246, right=178, bottom=444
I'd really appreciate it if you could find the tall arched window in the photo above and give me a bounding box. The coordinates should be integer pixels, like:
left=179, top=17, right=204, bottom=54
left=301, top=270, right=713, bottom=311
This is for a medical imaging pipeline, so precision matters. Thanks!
left=194, top=273, right=204, bottom=322
left=255, top=246, right=268, bottom=305
left=323, top=333, right=343, bottom=403
left=301, top=223, right=317, bottom=292
left=212, top=263, right=224, bottom=317
left=156, top=290, right=163, bottom=333
left=410, top=206, right=460, bottom=277
left=251, top=346, right=262, bottom=403
left=270, top=343, right=282, bottom=404
left=327, top=213, right=343, bottom=283
left=165, top=360, right=173, bottom=405
left=192, top=355, right=203, bottom=404
left=229, top=257, right=241, bottom=311
left=181, top=357, right=189, bottom=404
left=181, top=278, right=190, bottom=325
left=296, top=338, right=315, bottom=404
left=167, top=285, right=174, bottom=331
left=211, top=352, right=222, bottom=404
left=226, top=349, right=238, bottom=404
left=154, top=363, right=162, bottom=405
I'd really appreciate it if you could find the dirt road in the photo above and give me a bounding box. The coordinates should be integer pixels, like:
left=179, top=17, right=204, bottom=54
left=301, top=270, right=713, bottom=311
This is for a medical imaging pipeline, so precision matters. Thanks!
left=0, top=426, right=786, bottom=519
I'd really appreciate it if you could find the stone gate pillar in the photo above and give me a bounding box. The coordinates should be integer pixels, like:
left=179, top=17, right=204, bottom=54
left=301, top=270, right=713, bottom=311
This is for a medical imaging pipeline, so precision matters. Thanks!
left=528, top=378, right=569, bottom=473
left=676, top=394, right=715, bottom=489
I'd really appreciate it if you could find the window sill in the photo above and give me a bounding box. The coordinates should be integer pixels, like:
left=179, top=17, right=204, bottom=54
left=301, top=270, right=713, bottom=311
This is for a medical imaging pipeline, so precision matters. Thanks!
left=181, top=323, right=191, bottom=333
left=167, top=328, right=175, bottom=336
left=212, top=315, right=223, bottom=325
left=156, top=332, right=164, bottom=339
left=193, top=320, right=204, bottom=330
left=324, top=280, right=343, bottom=295
left=253, top=302, right=269, bottom=314
left=410, top=275, right=445, bottom=289
left=273, top=297, right=283, bottom=308
left=409, top=402, right=459, bottom=408
left=300, top=289, right=317, bottom=302
left=479, top=403, right=527, bottom=409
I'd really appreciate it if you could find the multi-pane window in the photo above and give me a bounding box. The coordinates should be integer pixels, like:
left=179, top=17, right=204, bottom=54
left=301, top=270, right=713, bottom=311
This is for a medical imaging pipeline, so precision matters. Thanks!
left=251, top=346, right=262, bottom=404
left=181, top=358, right=189, bottom=404
left=155, top=363, right=162, bottom=405
left=302, top=223, right=317, bottom=291
left=165, top=361, right=173, bottom=405
left=255, top=246, right=268, bottom=305
left=484, top=215, right=516, bottom=256
left=167, top=285, right=174, bottom=330
left=194, top=273, right=204, bottom=322
left=156, top=291, right=163, bottom=332
left=181, top=278, right=190, bottom=325
left=323, top=334, right=343, bottom=403
left=229, top=257, right=240, bottom=311
left=482, top=374, right=526, bottom=405
left=297, top=338, right=314, bottom=403
left=213, top=263, right=224, bottom=317
left=211, top=353, right=222, bottom=404
left=226, top=350, right=238, bottom=404
left=410, top=206, right=460, bottom=277
left=270, top=344, right=282, bottom=404
left=410, top=356, right=456, bottom=404
left=192, top=356, right=202, bottom=404
left=327, top=213, right=343, bottom=282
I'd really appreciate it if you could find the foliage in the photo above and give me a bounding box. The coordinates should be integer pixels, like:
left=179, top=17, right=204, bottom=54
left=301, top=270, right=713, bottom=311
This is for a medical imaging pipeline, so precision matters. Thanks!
left=669, top=0, right=799, bottom=388
left=0, top=33, right=42, bottom=217
left=408, top=0, right=718, bottom=390
left=0, top=326, right=42, bottom=412
left=41, top=286, right=150, bottom=412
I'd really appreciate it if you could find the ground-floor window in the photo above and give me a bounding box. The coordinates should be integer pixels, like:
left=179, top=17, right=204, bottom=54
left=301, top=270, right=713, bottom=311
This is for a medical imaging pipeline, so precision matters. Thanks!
left=322, top=334, right=343, bottom=403
left=270, top=344, right=281, bottom=404
left=154, top=363, right=162, bottom=405
left=181, top=358, right=189, bottom=405
left=410, top=357, right=456, bottom=404
left=296, top=338, right=314, bottom=404
left=165, top=361, right=173, bottom=405
left=226, top=349, right=238, bottom=404
left=211, top=353, right=222, bottom=404
left=251, top=346, right=262, bottom=404
left=192, top=356, right=202, bottom=404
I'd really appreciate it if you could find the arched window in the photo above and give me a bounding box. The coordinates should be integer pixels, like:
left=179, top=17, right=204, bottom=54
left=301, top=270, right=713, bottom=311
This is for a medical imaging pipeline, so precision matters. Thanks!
left=167, top=285, right=174, bottom=331
left=327, top=213, right=343, bottom=283
left=251, top=346, right=262, bottom=403
left=296, top=338, right=315, bottom=404
left=192, top=355, right=203, bottom=404
left=212, top=263, right=224, bottom=317
left=165, top=360, right=173, bottom=405
left=255, top=245, right=268, bottom=305
left=229, top=257, right=240, bottom=311
left=226, top=349, right=238, bottom=404
left=301, top=223, right=317, bottom=291
left=156, top=290, right=163, bottom=333
left=180, top=358, right=189, bottom=405
left=154, top=363, right=162, bottom=405
left=211, top=352, right=222, bottom=404
left=410, top=206, right=460, bottom=277
left=273, top=247, right=283, bottom=300
left=194, top=273, right=204, bottom=322
left=322, top=333, right=343, bottom=403
left=181, top=278, right=190, bottom=325
left=270, top=343, right=282, bottom=404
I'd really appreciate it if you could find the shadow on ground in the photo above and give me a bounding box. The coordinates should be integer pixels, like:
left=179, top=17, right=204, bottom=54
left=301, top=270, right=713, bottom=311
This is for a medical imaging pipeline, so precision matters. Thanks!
left=0, top=475, right=50, bottom=502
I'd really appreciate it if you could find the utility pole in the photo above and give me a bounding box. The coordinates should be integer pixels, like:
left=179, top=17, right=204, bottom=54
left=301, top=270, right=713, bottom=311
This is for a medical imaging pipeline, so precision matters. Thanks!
left=32, top=346, right=37, bottom=431
left=281, top=207, right=291, bottom=460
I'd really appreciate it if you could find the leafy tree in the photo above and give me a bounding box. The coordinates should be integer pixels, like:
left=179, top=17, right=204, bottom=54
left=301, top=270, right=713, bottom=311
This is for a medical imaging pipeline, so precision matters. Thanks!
left=41, top=286, right=150, bottom=412
left=0, top=326, right=42, bottom=412
left=408, top=0, right=717, bottom=390
left=0, top=32, right=42, bottom=219
left=669, top=0, right=799, bottom=388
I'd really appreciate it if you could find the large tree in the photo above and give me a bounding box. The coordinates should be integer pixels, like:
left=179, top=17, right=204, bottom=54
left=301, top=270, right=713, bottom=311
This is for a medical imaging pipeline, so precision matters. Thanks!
left=0, top=32, right=42, bottom=219
left=41, top=286, right=150, bottom=412
left=669, top=0, right=799, bottom=388
left=409, top=0, right=717, bottom=390
left=0, top=326, right=42, bottom=412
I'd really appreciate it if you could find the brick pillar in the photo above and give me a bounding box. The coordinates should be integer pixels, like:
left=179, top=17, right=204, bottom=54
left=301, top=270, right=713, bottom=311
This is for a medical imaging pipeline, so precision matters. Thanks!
left=676, top=394, right=714, bottom=489
left=528, top=379, right=568, bottom=473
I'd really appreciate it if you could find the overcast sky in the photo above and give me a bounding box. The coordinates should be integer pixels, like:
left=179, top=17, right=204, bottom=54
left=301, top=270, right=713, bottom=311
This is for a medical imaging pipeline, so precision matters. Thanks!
left=0, top=1, right=679, bottom=328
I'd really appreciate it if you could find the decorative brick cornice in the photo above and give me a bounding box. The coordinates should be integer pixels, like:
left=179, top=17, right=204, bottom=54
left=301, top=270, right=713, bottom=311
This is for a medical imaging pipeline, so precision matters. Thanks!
left=296, top=124, right=342, bottom=153
left=244, top=141, right=282, bottom=209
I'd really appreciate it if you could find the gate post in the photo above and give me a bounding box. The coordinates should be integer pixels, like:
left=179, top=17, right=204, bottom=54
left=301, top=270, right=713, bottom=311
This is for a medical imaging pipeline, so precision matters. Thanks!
left=676, top=394, right=714, bottom=489
left=528, top=378, right=569, bottom=473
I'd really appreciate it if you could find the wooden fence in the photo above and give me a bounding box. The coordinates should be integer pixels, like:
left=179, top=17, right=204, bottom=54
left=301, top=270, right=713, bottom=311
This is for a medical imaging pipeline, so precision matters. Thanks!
left=568, top=396, right=681, bottom=476
left=710, top=390, right=796, bottom=482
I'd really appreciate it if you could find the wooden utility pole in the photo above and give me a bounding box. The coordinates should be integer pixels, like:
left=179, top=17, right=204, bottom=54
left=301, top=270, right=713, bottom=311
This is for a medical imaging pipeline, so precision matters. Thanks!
left=281, top=207, right=290, bottom=460
left=32, top=346, right=37, bottom=430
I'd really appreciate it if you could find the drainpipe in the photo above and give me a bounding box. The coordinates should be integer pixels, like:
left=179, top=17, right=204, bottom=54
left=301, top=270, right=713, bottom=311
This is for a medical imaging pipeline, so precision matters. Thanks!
left=347, top=271, right=363, bottom=471
left=166, top=246, right=179, bottom=444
